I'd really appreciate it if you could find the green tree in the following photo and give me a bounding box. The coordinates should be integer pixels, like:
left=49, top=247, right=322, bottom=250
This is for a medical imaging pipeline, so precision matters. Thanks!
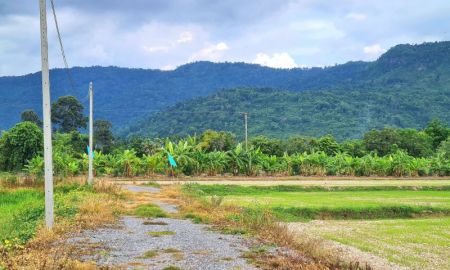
left=0, top=122, right=43, bottom=171
left=250, top=135, right=284, bottom=156
left=198, top=130, right=236, bottom=152
left=284, top=136, right=313, bottom=155
left=363, top=128, right=400, bottom=156
left=341, top=139, right=366, bottom=157
left=437, top=138, right=450, bottom=159
left=397, top=129, right=433, bottom=157
left=21, top=110, right=42, bottom=127
left=311, top=135, right=340, bottom=155
left=51, top=96, right=87, bottom=132
left=424, top=119, right=450, bottom=149
left=94, top=120, right=114, bottom=153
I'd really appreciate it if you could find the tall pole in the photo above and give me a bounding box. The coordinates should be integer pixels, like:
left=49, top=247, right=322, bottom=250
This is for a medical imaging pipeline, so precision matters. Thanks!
left=39, top=0, right=54, bottom=229
left=243, top=112, right=248, bottom=151
left=88, top=82, right=94, bottom=185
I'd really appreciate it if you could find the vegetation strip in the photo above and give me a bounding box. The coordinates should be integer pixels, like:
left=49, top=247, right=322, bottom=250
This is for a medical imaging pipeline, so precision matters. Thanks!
left=184, top=183, right=450, bottom=196
left=184, top=184, right=450, bottom=220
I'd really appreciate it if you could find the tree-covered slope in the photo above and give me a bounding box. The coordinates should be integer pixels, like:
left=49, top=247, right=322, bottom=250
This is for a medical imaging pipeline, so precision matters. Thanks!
left=124, top=84, right=450, bottom=140
left=1, top=41, right=450, bottom=135
left=0, top=61, right=367, bottom=131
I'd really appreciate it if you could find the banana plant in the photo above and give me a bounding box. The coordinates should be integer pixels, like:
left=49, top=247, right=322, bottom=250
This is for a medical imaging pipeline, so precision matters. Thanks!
left=142, top=152, right=167, bottom=176
left=117, top=149, right=141, bottom=177
left=24, top=156, right=44, bottom=178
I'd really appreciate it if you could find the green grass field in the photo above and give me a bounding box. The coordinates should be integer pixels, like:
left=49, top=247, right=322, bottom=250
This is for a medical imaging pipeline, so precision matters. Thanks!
left=186, top=184, right=450, bottom=220
left=0, top=184, right=102, bottom=245
left=0, top=188, right=44, bottom=243
left=184, top=183, right=450, bottom=269
left=291, top=218, right=450, bottom=269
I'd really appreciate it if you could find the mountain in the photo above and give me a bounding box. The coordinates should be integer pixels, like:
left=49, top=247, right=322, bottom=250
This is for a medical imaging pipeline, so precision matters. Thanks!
left=122, top=83, right=450, bottom=141
left=0, top=60, right=369, bottom=131
left=1, top=41, right=450, bottom=139
left=123, top=41, right=450, bottom=140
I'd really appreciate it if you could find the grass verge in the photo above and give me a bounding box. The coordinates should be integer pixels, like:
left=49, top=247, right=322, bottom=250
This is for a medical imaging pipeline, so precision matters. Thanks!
left=0, top=179, right=124, bottom=269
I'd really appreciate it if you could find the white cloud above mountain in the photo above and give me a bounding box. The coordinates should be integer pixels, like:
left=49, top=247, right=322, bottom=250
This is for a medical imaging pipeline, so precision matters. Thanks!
left=253, top=52, right=298, bottom=69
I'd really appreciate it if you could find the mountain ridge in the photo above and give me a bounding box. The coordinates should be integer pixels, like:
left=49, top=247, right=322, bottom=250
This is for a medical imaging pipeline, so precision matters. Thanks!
left=1, top=41, right=449, bottom=138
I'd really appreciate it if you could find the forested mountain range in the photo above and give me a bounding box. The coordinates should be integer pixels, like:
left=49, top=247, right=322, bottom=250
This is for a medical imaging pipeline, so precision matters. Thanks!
left=1, top=41, right=450, bottom=139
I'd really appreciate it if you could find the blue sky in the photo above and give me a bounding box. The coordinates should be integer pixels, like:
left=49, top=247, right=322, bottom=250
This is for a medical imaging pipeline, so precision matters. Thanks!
left=1, top=0, right=449, bottom=76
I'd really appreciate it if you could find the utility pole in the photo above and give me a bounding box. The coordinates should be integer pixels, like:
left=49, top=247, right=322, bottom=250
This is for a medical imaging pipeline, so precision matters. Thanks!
left=39, top=0, right=54, bottom=229
left=88, top=82, right=94, bottom=185
left=243, top=112, right=248, bottom=151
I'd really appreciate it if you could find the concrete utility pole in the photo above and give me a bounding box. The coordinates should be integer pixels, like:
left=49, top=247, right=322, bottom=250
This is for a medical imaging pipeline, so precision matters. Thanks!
left=39, top=0, right=54, bottom=229
left=88, top=82, right=94, bottom=185
left=243, top=112, right=249, bottom=151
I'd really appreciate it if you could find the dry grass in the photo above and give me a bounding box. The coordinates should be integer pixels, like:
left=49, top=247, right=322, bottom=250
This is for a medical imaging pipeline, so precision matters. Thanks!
left=0, top=180, right=124, bottom=270
left=165, top=184, right=374, bottom=270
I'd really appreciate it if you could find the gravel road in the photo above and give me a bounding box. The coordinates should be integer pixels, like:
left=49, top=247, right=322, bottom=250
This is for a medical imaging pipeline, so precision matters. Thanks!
left=69, top=185, right=257, bottom=270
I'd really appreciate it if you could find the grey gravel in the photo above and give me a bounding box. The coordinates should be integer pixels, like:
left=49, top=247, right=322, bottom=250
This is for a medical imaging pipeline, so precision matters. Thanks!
left=69, top=185, right=257, bottom=269
left=123, top=185, right=161, bottom=193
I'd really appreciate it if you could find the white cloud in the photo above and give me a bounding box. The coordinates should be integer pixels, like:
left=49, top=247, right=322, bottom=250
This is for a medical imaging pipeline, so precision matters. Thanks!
left=189, top=42, right=229, bottom=61
left=290, top=20, right=346, bottom=40
left=142, top=45, right=170, bottom=53
left=177, top=31, right=193, bottom=43
left=161, top=64, right=176, bottom=70
left=346, top=13, right=367, bottom=21
left=363, top=44, right=386, bottom=55
left=253, top=52, right=298, bottom=69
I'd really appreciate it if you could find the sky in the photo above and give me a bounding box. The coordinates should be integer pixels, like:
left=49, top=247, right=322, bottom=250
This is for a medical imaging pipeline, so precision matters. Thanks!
left=0, top=0, right=449, bottom=76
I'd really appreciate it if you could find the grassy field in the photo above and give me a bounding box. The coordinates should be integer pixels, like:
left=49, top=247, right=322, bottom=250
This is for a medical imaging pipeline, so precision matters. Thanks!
left=183, top=183, right=450, bottom=269
left=0, top=183, right=115, bottom=245
left=0, top=188, right=43, bottom=243
left=289, top=218, right=450, bottom=269
left=186, top=184, right=450, bottom=220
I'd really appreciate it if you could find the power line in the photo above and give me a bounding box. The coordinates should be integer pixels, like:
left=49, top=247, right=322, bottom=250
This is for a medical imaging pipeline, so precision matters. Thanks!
left=49, top=0, right=77, bottom=93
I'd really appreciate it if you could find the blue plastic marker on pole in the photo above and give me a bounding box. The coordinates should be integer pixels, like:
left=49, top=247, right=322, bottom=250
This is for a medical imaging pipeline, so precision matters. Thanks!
left=167, top=153, right=177, bottom=168
left=87, top=146, right=95, bottom=158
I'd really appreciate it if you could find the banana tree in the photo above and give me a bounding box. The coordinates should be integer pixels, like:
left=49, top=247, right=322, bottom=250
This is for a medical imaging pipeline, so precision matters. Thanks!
left=142, top=152, right=167, bottom=176
left=117, top=149, right=141, bottom=177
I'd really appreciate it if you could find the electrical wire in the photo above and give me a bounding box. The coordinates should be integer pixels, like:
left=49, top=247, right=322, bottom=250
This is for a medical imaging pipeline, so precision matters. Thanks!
left=49, top=0, right=77, bottom=93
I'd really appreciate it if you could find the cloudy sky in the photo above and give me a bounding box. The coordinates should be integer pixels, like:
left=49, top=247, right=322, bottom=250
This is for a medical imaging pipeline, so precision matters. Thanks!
left=1, top=0, right=449, bottom=76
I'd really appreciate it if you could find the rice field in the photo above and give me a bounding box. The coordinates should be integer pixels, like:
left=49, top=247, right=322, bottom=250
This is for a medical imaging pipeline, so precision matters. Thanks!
left=184, top=183, right=450, bottom=269
left=288, top=218, right=450, bottom=269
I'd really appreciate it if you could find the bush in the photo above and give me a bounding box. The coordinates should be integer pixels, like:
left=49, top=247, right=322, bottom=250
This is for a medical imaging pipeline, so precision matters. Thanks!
left=0, top=122, right=43, bottom=171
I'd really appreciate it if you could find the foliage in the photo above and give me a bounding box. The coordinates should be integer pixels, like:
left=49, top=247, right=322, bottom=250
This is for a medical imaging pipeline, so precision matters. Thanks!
left=0, top=122, right=43, bottom=171
left=51, top=96, right=87, bottom=132
left=20, top=110, right=42, bottom=127
left=94, top=119, right=114, bottom=153
left=424, top=119, right=450, bottom=149
left=198, top=130, right=236, bottom=152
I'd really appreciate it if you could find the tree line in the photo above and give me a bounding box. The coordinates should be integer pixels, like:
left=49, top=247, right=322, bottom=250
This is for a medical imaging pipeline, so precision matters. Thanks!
left=3, top=95, right=450, bottom=177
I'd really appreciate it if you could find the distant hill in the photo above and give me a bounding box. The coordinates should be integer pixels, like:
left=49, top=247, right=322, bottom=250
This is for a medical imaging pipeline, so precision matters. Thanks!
left=1, top=41, right=450, bottom=139
left=123, top=84, right=450, bottom=141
